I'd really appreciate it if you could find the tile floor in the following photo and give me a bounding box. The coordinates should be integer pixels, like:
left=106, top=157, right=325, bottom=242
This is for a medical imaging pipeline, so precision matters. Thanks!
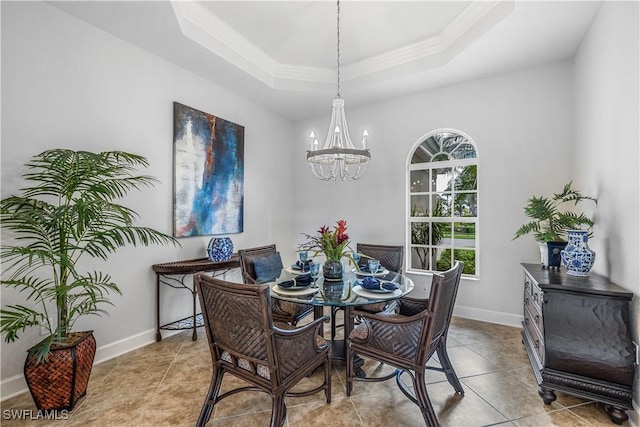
left=1, top=316, right=623, bottom=426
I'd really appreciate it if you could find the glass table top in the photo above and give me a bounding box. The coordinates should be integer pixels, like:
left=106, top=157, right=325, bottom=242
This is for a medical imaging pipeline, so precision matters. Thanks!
left=269, top=268, right=414, bottom=308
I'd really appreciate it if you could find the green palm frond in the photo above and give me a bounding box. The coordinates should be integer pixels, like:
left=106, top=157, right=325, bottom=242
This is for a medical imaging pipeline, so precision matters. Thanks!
left=513, top=182, right=597, bottom=242
left=1, top=149, right=180, bottom=358
left=0, top=305, right=49, bottom=342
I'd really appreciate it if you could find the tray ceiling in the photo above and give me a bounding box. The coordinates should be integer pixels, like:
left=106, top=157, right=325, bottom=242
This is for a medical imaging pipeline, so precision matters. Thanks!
left=50, top=1, right=601, bottom=120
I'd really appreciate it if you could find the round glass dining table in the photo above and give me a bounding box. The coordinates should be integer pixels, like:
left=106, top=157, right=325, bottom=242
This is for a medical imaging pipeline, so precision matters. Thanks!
left=270, top=267, right=415, bottom=370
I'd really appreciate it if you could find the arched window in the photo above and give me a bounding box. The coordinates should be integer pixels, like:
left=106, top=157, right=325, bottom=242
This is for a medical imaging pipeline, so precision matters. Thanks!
left=407, top=130, right=478, bottom=277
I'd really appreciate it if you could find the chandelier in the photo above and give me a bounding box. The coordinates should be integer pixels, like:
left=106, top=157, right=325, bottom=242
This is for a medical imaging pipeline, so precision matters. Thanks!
left=306, top=0, right=371, bottom=181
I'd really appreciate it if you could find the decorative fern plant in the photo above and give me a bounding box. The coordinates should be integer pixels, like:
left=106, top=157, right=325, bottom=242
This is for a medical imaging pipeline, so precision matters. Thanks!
left=1, top=149, right=178, bottom=363
left=513, top=181, right=598, bottom=242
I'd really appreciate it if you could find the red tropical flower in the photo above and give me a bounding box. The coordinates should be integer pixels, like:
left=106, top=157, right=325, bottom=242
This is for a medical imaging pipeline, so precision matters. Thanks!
left=302, top=220, right=354, bottom=262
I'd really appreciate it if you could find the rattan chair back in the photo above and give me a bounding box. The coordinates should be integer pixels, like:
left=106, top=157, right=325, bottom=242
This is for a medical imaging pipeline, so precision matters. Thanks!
left=237, top=244, right=314, bottom=326
left=419, top=261, right=464, bottom=364
left=238, top=244, right=277, bottom=284
left=199, top=275, right=271, bottom=367
left=356, top=243, right=404, bottom=272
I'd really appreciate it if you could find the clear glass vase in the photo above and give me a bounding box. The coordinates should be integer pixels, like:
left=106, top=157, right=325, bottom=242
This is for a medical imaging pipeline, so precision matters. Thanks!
left=322, top=259, right=343, bottom=281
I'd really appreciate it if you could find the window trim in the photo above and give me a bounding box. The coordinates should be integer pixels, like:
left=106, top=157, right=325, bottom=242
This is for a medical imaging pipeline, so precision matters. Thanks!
left=405, top=128, right=479, bottom=278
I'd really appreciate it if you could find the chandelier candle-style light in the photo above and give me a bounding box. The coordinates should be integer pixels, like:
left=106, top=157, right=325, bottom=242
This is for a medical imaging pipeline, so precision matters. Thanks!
left=306, top=0, right=371, bottom=181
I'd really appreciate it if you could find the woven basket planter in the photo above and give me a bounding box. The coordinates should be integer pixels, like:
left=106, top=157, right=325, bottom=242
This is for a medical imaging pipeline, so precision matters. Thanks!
left=24, top=331, right=96, bottom=411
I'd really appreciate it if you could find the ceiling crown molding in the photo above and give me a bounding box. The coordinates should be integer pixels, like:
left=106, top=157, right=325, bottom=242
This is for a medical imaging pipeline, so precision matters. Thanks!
left=171, top=1, right=512, bottom=93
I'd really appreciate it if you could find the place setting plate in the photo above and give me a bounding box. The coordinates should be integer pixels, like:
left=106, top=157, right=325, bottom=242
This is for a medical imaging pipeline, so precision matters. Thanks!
left=271, top=283, right=319, bottom=297
left=352, top=279, right=401, bottom=299
left=285, top=266, right=311, bottom=275
left=352, top=267, right=389, bottom=277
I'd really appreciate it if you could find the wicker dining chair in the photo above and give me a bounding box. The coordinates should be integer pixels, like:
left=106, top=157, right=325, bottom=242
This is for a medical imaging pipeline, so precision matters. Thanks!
left=346, top=261, right=464, bottom=427
left=194, top=273, right=331, bottom=427
left=331, top=243, right=405, bottom=339
left=239, top=244, right=314, bottom=325
left=356, top=243, right=404, bottom=274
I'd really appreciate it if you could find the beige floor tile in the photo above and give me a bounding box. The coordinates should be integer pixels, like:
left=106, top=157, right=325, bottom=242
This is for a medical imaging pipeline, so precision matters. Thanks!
left=64, top=386, right=157, bottom=426
left=92, top=358, right=170, bottom=395
left=502, top=367, right=540, bottom=391
left=140, top=378, right=210, bottom=426
left=162, top=357, right=212, bottom=385
left=437, top=345, right=501, bottom=378
left=568, top=401, right=625, bottom=425
left=462, top=371, right=563, bottom=420
left=512, top=408, right=595, bottom=426
left=208, top=410, right=276, bottom=426
left=349, top=387, right=428, bottom=427
left=428, top=381, right=508, bottom=427
left=287, top=397, right=363, bottom=426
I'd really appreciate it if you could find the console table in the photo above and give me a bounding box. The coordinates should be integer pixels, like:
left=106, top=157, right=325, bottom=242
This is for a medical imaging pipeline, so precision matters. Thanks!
left=521, top=263, right=635, bottom=424
left=152, top=256, right=240, bottom=341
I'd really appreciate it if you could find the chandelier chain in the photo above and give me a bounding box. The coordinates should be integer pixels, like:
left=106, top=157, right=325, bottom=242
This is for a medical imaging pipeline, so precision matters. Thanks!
left=336, top=0, right=340, bottom=98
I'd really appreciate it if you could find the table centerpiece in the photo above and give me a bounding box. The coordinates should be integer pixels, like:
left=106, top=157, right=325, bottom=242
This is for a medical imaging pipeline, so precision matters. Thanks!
left=300, top=219, right=357, bottom=281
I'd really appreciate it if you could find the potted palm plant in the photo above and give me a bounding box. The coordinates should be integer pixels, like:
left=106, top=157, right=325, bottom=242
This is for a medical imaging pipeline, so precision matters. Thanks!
left=513, top=181, right=597, bottom=268
left=1, top=149, right=178, bottom=411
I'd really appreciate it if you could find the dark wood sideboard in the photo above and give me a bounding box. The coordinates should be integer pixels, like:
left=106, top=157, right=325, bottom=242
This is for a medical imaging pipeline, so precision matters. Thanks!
left=521, top=263, right=635, bottom=424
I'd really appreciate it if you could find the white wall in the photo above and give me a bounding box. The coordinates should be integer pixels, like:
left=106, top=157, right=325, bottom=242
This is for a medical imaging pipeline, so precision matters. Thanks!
left=573, top=1, right=640, bottom=422
left=294, top=61, right=575, bottom=324
left=1, top=1, right=295, bottom=397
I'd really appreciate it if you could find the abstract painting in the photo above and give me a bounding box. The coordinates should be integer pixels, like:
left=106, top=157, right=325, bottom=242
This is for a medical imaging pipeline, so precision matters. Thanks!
left=173, top=102, right=244, bottom=237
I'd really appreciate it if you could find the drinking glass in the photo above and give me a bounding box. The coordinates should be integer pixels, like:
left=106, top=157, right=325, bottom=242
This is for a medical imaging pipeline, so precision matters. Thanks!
left=298, top=251, right=309, bottom=271
left=352, top=253, right=361, bottom=269
left=309, top=262, right=320, bottom=286
left=368, top=259, right=380, bottom=276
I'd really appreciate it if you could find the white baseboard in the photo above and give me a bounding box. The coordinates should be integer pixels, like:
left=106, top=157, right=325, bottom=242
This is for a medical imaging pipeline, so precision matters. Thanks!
left=1, top=374, right=28, bottom=401
left=453, top=304, right=524, bottom=328
left=0, top=328, right=183, bottom=402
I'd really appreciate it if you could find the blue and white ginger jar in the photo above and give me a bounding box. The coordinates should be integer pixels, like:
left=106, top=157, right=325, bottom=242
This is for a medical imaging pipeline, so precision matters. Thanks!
left=207, top=237, right=234, bottom=262
left=560, top=230, right=595, bottom=276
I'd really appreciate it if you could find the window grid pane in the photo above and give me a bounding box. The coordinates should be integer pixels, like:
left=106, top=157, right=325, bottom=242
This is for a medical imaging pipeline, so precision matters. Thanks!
left=407, top=131, right=478, bottom=277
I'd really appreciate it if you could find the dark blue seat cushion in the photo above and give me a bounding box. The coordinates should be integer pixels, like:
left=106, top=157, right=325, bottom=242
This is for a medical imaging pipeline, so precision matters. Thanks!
left=253, top=252, right=284, bottom=283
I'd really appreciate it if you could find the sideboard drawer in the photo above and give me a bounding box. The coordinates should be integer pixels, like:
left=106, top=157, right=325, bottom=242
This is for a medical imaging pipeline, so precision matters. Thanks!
left=524, top=306, right=545, bottom=364
left=524, top=291, right=544, bottom=335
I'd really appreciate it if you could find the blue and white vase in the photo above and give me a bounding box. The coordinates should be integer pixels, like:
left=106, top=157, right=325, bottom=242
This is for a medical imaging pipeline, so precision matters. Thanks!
left=207, top=237, right=234, bottom=262
left=560, top=230, right=595, bottom=276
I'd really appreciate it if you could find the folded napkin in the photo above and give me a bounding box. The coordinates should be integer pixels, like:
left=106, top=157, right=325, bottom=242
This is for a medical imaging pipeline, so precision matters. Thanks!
left=278, top=280, right=296, bottom=288
left=361, top=277, right=381, bottom=290
left=381, top=282, right=398, bottom=291
left=361, top=277, right=397, bottom=291
left=278, top=274, right=312, bottom=288
left=292, top=259, right=313, bottom=271
left=295, top=274, right=313, bottom=285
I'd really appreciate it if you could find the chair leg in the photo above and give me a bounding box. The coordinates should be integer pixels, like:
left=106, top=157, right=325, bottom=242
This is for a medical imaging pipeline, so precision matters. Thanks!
left=345, top=345, right=354, bottom=396
left=270, top=394, right=286, bottom=427
left=331, top=307, right=338, bottom=340
left=196, top=369, right=224, bottom=427
left=325, top=354, right=332, bottom=403
left=436, top=343, right=464, bottom=394
left=413, top=370, right=440, bottom=427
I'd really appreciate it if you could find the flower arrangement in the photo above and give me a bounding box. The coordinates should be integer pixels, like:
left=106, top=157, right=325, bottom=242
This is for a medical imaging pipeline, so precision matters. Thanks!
left=301, top=220, right=355, bottom=263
